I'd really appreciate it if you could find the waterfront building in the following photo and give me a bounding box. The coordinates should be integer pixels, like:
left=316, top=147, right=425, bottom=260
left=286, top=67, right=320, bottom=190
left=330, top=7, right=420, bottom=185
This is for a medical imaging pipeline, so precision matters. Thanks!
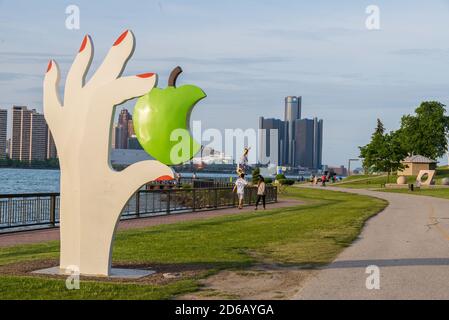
left=11, top=106, right=32, bottom=161
left=47, top=128, right=57, bottom=159
left=0, top=109, right=6, bottom=159
left=11, top=106, right=53, bottom=163
left=127, top=135, right=143, bottom=150
left=295, top=118, right=323, bottom=170
left=258, top=97, right=323, bottom=170
left=30, top=112, right=47, bottom=161
left=258, top=117, right=286, bottom=166
left=284, top=96, right=302, bottom=166
left=115, top=109, right=133, bottom=149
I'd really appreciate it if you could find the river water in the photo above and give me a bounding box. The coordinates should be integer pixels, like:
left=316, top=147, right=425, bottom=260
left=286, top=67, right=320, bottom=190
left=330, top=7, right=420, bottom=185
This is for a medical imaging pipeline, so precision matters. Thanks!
left=0, top=168, right=301, bottom=195
left=0, top=169, right=239, bottom=195
left=0, top=169, right=61, bottom=194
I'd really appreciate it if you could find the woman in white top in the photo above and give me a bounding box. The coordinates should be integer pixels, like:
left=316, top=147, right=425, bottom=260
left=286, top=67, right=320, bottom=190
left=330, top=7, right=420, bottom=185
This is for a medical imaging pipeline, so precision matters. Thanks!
left=233, top=173, right=248, bottom=209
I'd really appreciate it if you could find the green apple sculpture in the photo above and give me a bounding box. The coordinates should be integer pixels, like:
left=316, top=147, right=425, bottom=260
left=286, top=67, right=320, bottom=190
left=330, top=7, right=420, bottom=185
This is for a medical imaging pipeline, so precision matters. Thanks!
left=133, top=66, right=206, bottom=165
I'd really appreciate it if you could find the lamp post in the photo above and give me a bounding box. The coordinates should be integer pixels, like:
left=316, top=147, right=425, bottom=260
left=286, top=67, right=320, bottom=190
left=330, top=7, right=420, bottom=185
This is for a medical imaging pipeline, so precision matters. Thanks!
left=348, top=159, right=359, bottom=176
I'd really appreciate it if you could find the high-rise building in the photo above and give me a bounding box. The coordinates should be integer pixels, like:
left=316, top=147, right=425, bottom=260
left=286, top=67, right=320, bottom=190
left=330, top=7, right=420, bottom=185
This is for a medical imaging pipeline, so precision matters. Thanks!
left=127, top=135, right=143, bottom=150
left=284, top=96, right=302, bottom=165
left=47, top=128, right=57, bottom=159
left=295, top=117, right=323, bottom=170
left=30, top=112, right=47, bottom=161
left=0, top=109, right=7, bottom=160
left=114, top=124, right=126, bottom=149
left=11, top=106, right=32, bottom=161
left=258, top=117, right=286, bottom=165
left=258, top=96, right=323, bottom=170
left=11, top=106, right=51, bottom=163
left=115, top=109, right=133, bottom=149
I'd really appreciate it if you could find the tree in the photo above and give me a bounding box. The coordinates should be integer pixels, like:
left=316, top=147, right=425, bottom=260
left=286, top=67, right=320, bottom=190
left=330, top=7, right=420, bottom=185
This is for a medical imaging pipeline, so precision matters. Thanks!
left=252, top=167, right=261, bottom=184
left=375, top=118, right=385, bottom=135
left=359, top=119, right=407, bottom=183
left=397, top=101, right=449, bottom=159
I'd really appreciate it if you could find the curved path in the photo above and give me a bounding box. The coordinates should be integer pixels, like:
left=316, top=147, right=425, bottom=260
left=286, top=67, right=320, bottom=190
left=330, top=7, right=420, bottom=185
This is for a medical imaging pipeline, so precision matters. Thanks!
left=295, top=187, right=449, bottom=300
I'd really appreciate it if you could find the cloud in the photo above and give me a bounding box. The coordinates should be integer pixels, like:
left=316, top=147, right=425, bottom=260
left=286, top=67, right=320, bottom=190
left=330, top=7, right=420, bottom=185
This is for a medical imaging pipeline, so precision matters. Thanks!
left=248, top=26, right=363, bottom=42
left=0, top=51, right=73, bottom=64
left=0, top=72, right=39, bottom=82
left=134, top=55, right=291, bottom=66
left=390, top=48, right=449, bottom=57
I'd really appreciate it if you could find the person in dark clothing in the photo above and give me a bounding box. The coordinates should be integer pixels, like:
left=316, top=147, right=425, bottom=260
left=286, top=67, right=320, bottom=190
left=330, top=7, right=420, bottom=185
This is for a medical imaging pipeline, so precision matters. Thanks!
left=255, top=176, right=266, bottom=210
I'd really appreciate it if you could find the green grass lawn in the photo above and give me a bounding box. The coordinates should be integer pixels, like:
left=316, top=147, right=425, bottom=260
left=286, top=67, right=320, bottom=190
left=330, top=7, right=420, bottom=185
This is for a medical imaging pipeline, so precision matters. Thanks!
left=335, top=166, right=449, bottom=200
left=379, top=187, right=449, bottom=200
left=0, top=187, right=387, bottom=300
left=336, top=166, right=449, bottom=189
left=333, top=174, right=389, bottom=189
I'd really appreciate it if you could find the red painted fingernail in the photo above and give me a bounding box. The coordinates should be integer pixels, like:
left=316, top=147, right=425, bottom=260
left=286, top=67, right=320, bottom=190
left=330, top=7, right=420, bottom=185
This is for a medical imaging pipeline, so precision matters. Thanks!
left=47, top=60, right=52, bottom=73
left=154, top=175, right=173, bottom=181
left=137, top=73, right=155, bottom=78
left=113, top=30, right=129, bottom=46
left=79, top=35, right=88, bottom=53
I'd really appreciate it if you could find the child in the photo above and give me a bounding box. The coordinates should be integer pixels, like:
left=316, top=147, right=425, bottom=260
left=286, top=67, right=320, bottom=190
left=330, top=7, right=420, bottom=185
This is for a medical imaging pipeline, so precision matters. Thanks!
left=255, top=176, right=266, bottom=210
left=233, top=173, right=248, bottom=209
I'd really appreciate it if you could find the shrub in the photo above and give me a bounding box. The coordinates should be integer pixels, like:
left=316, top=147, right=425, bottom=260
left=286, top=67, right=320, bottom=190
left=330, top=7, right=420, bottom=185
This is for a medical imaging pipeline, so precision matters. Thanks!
left=276, top=174, right=286, bottom=181
left=278, top=179, right=295, bottom=186
left=252, top=168, right=261, bottom=184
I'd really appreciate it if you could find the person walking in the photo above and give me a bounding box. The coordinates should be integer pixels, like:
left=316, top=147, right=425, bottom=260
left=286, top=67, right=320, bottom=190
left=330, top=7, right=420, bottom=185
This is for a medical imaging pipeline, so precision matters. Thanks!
left=310, top=174, right=315, bottom=185
left=233, top=173, right=248, bottom=210
left=255, top=176, right=266, bottom=211
left=176, top=172, right=182, bottom=186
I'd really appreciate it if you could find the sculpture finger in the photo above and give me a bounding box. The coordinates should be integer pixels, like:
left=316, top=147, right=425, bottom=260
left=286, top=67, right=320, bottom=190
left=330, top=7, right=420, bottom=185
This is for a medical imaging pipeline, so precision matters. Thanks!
left=43, top=60, right=62, bottom=134
left=93, top=73, right=158, bottom=107
left=87, top=30, right=135, bottom=88
left=65, top=35, right=94, bottom=103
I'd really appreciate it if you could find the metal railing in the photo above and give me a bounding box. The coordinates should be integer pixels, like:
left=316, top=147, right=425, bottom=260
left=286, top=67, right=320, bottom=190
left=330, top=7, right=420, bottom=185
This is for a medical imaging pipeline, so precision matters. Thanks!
left=147, top=178, right=235, bottom=189
left=0, top=186, right=277, bottom=233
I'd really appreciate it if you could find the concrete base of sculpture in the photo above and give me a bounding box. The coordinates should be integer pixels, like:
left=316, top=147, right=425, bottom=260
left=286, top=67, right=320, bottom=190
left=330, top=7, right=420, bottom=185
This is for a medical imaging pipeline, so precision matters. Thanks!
left=32, top=266, right=156, bottom=279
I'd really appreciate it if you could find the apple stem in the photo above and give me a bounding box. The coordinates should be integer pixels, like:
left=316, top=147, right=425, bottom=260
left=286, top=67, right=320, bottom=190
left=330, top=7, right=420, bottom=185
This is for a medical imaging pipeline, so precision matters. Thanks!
left=168, top=66, right=183, bottom=87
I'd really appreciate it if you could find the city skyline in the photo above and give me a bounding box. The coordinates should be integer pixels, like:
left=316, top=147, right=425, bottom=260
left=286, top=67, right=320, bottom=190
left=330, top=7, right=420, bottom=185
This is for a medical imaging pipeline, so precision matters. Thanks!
left=1, top=1, right=449, bottom=165
left=0, top=106, right=57, bottom=163
left=259, top=96, right=323, bottom=170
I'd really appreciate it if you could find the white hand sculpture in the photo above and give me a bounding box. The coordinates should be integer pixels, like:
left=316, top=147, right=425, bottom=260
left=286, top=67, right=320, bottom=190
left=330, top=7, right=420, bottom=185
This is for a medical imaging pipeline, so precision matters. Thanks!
left=44, top=30, right=174, bottom=276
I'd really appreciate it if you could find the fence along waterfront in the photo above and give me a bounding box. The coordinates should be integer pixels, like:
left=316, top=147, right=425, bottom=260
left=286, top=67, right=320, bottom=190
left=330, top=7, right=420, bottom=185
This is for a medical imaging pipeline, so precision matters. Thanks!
left=0, top=186, right=277, bottom=232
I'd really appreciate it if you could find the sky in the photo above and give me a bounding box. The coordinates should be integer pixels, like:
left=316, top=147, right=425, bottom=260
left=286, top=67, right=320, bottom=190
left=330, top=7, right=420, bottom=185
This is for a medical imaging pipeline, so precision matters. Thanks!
left=1, top=0, right=449, bottom=166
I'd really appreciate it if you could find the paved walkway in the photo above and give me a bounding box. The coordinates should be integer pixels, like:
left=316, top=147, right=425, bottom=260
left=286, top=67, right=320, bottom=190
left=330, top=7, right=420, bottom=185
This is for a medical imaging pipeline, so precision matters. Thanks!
left=0, top=199, right=302, bottom=248
left=295, top=186, right=449, bottom=300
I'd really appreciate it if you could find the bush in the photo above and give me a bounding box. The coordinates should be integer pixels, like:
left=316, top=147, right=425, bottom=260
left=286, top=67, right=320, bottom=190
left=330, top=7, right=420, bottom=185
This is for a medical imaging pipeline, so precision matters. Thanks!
left=277, top=179, right=295, bottom=186
left=252, top=168, right=261, bottom=184
left=275, top=174, right=286, bottom=181
left=265, top=178, right=273, bottom=184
